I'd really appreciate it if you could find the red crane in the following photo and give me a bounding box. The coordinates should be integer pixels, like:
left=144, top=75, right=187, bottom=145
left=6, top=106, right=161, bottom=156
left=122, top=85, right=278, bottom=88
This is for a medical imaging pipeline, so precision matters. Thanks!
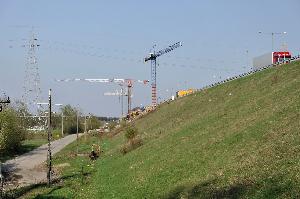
left=56, top=78, right=149, bottom=118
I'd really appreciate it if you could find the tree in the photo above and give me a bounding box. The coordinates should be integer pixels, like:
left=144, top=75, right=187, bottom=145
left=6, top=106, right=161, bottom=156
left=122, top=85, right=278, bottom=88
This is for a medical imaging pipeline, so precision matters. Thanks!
left=0, top=108, right=25, bottom=153
left=51, top=112, right=61, bottom=130
left=87, top=115, right=103, bottom=131
left=61, top=105, right=83, bottom=134
left=12, top=100, right=34, bottom=129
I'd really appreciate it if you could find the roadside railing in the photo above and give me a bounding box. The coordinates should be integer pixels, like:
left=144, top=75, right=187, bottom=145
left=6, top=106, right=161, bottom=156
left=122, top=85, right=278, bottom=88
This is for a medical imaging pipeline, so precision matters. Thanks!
left=157, top=55, right=300, bottom=104
left=195, top=55, right=300, bottom=93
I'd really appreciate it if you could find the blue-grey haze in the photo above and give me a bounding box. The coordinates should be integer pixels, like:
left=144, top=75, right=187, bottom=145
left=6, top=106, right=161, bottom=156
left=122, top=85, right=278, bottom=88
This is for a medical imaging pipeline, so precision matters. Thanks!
left=0, top=0, right=299, bottom=116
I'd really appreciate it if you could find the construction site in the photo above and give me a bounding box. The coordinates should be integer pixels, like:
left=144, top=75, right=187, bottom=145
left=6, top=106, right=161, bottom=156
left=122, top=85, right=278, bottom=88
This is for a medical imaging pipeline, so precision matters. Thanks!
left=0, top=1, right=300, bottom=198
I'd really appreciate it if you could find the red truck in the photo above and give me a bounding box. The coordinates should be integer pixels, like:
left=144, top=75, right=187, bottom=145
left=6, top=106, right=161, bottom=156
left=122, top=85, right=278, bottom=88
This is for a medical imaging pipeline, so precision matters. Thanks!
left=253, top=51, right=291, bottom=70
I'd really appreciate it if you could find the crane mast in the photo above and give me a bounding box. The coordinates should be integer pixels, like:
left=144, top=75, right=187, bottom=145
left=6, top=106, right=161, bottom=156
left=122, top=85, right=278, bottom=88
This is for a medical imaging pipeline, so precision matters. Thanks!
left=144, top=42, right=182, bottom=106
left=56, top=78, right=149, bottom=118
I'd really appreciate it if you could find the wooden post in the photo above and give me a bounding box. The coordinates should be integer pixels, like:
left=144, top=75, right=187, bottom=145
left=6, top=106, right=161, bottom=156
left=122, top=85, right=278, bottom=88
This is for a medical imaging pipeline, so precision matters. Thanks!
left=47, top=89, right=52, bottom=186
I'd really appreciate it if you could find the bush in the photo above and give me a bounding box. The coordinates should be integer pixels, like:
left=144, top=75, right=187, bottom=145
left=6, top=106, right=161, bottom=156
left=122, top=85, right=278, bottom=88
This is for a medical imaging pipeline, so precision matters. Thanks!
left=25, top=131, right=45, bottom=139
left=88, top=129, right=99, bottom=137
left=120, top=126, right=143, bottom=154
left=124, top=126, right=138, bottom=140
left=61, top=104, right=84, bottom=134
left=120, top=137, right=143, bottom=154
left=120, top=120, right=127, bottom=128
left=52, top=129, right=62, bottom=140
left=0, top=109, right=25, bottom=153
left=87, top=116, right=102, bottom=131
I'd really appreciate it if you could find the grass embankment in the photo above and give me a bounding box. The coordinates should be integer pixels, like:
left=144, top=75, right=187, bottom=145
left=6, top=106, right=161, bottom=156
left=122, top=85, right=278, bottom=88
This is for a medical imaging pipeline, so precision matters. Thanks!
left=19, top=61, right=300, bottom=198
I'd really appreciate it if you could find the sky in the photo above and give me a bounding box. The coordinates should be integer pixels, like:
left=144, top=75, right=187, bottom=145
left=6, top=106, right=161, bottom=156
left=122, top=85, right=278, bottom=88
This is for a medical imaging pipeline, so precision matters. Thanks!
left=0, top=0, right=299, bottom=117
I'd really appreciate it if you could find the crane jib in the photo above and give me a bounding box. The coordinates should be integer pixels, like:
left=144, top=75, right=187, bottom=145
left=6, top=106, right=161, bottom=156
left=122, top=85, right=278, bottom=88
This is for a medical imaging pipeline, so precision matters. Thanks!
left=145, top=42, right=182, bottom=62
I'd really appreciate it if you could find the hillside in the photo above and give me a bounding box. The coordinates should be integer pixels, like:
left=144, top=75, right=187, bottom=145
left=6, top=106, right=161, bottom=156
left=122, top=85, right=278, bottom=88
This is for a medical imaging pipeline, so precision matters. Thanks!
left=19, top=61, right=300, bottom=198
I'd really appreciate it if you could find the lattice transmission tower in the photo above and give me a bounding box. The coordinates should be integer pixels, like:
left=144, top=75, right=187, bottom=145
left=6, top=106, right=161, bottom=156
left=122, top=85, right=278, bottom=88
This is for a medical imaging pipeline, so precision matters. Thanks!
left=22, top=28, right=41, bottom=113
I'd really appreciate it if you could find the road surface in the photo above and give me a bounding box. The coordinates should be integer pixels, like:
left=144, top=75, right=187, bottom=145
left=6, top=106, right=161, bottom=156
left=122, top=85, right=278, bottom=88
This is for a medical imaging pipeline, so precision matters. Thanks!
left=2, top=133, right=82, bottom=187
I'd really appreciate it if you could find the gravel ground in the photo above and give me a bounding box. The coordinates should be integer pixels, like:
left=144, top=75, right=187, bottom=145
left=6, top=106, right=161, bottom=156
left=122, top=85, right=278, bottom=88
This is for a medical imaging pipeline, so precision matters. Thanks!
left=2, top=133, right=82, bottom=188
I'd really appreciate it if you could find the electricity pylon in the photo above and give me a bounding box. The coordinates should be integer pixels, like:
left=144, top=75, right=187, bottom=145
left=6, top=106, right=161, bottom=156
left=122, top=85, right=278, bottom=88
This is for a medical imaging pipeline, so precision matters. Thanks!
left=22, top=28, right=41, bottom=113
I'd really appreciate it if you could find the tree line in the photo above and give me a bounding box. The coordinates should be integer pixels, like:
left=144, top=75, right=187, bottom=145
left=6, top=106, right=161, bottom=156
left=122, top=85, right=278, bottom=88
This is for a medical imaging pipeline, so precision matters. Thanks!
left=0, top=101, right=103, bottom=156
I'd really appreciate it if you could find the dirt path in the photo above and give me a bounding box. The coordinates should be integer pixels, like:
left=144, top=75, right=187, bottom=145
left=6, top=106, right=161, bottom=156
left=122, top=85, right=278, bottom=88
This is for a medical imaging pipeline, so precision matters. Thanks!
left=2, top=134, right=82, bottom=188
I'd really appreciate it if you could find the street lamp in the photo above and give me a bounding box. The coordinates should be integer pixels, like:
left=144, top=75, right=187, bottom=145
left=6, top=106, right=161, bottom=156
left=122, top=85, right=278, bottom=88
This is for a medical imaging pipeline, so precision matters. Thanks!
left=258, top=31, right=287, bottom=51
left=54, top=104, right=64, bottom=137
left=84, top=114, right=87, bottom=133
left=37, top=102, right=48, bottom=105
left=84, top=113, right=92, bottom=133
left=76, top=105, right=80, bottom=155
left=246, top=50, right=249, bottom=67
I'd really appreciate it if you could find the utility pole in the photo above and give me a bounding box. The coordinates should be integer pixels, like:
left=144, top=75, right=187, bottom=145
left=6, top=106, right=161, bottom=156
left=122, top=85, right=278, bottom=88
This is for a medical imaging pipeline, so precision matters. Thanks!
left=76, top=110, right=79, bottom=155
left=120, top=86, right=124, bottom=117
left=89, top=114, right=91, bottom=130
left=54, top=104, right=64, bottom=137
left=57, top=77, right=148, bottom=119
left=37, top=91, right=62, bottom=186
left=258, top=31, right=287, bottom=51
left=84, top=115, right=87, bottom=133
left=61, top=111, right=64, bottom=137
left=47, top=89, right=52, bottom=186
left=127, top=82, right=132, bottom=117
left=246, top=50, right=249, bottom=67
left=105, top=86, right=126, bottom=118
left=0, top=96, right=10, bottom=112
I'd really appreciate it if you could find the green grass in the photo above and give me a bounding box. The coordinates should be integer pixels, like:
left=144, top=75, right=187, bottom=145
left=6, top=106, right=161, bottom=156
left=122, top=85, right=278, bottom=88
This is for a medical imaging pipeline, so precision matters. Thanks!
left=9, top=134, right=102, bottom=198
left=16, top=61, right=300, bottom=198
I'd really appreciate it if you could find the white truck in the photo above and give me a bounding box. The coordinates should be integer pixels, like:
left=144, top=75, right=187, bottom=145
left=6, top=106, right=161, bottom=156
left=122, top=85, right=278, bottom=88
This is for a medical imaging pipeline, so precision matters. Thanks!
left=253, top=51, right=291, bottom=70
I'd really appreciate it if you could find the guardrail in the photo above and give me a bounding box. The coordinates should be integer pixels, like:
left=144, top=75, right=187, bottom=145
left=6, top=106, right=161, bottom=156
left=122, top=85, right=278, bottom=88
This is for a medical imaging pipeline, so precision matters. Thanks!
left=157, top=55, right=300, bottom=105
left=196, top=55, right=300, bottom=92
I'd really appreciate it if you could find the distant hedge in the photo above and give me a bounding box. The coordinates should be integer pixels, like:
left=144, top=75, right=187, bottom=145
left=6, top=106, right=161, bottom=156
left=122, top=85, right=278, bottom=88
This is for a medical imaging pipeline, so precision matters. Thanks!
left=0, top=108, right=25, bottom=153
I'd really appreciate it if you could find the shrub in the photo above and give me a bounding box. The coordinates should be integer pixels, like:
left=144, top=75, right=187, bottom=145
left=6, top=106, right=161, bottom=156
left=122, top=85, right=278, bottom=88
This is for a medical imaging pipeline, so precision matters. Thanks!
left=61, top=105, right=84, bottom=134
left=120, top=120, right=127, bottom=128
left=120, top=137, right=143, bottom=154
left=52, top=129, right=62, bottom=140
left=63, top=117, right=83, bottom=135
left=0, top=109, right=25, bottom=153
left=25, top=131, right=47, bottom=139
left=88, top=129, right=99, bottom=136
left=87, top=116, right=102, bottom=131
left=120, top=126, right=143, bottom=154
left=124, top=126, right=138, bottom=140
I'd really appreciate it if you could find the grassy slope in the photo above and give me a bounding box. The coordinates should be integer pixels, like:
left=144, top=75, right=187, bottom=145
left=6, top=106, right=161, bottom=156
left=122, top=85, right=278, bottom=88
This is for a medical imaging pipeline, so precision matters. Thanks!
left=21, top=61, right=300, bottom=198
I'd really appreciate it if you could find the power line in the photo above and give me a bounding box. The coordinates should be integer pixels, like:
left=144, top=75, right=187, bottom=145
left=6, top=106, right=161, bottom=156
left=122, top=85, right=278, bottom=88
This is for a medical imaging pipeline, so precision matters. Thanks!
left=37, top=39, right=247, bottom=72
